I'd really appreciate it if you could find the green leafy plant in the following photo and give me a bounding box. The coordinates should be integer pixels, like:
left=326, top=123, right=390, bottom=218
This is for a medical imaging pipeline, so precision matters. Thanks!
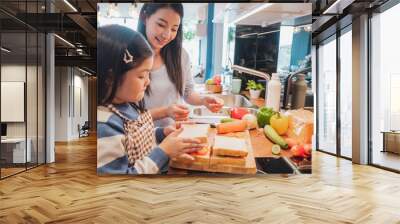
left=183, top=30, right=195, bottom=41
left=246, top=80, right=265, bottom=91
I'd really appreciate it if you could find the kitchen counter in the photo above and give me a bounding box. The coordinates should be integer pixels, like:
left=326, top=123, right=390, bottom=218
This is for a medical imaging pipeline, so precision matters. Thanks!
left=174, top=84, right=312, bottom=174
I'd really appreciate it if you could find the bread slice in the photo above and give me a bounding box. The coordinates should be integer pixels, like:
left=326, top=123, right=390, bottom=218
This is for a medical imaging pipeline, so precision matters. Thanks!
left=173, top=146, right=211, bottom=164
left=190, top=146, right=211, bottom=164
left=213, top=135, right=248, bottom=157
left=210, top=154, right=246, bottom=166
left=178, top=124, right=210, bottom=144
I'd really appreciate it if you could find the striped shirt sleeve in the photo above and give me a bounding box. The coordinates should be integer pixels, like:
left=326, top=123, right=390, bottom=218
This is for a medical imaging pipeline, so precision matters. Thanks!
left=97, top=106, right=169, bottom=174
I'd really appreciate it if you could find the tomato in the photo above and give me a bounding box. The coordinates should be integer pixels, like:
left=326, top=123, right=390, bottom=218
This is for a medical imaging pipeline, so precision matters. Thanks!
left=291, top=145, right=305, bottom=158
left=230, top=107, right=250, bottom=120
left=191, top=147, right=208, bottom=156
left=303, top=144, right=312, bottom=156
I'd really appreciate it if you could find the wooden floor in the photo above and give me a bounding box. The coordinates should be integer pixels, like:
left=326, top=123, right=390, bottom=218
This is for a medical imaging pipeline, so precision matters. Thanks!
left=0, top=135, right=400, bottom=223
left=372, top=151, right=400, bottom=171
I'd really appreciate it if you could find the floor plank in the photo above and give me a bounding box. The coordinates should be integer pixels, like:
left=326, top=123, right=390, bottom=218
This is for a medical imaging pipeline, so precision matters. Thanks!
left=0, top=134, right=399, bottom=223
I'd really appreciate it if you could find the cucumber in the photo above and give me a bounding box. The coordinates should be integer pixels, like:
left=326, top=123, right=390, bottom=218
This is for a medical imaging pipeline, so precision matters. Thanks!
left=271, top=144, right=281, bottom=155
left=264, top=125, right=288, bottom=149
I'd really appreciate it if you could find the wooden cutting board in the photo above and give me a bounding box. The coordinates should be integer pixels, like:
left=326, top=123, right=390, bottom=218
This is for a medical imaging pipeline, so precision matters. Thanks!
left=169, top=128, right=257, bottom=174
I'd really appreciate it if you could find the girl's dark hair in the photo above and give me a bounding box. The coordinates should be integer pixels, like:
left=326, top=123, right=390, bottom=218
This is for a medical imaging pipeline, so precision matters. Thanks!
left=97, top=25, right=153, bottom=111
left=138, top=3, right=184, bottom=96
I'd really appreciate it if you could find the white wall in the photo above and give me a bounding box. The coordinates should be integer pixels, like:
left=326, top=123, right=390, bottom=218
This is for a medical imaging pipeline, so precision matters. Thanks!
left=1, top=64, right=45, bottom=163
left=1, top=65, right=41, bottom=137
left=54, top=67, right=89, bottom=141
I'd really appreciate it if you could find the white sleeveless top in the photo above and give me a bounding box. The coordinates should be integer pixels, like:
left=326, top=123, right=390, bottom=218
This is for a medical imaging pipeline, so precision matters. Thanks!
left=144, top=49, right=194, bottom=127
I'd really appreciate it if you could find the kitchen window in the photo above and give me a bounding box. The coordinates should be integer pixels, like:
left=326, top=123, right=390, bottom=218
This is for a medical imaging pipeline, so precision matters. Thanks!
left=339, top=27, right=352, bottom=159
left=370, top=2, right=400, bottom=171
left=317, top=35, right=337, bottom=155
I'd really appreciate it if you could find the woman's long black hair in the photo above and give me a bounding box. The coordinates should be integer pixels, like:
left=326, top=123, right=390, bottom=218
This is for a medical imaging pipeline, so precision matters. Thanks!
left=97, top=25, right=153, bottom=112
left=137, top=3, right=184, bottom=96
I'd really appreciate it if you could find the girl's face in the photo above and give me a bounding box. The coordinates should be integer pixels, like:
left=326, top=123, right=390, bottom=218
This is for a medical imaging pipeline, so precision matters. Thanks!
left=113, top=57, right=153, bottom=104
left=144, top=8, right=181, bottom=51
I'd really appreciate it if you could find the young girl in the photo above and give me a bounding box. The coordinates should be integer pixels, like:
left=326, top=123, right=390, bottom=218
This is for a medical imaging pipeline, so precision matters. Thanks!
left=97, top=25, right=204, bottom=174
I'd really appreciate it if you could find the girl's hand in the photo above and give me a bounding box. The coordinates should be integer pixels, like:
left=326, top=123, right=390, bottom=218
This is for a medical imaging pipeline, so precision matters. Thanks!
left=164, top=121, right=196, bottom=137
left=159, top=128, right=205, bottom=160
left=202, top=96, right=224, bottom=113
left=166, top=104, right=190, bottom=121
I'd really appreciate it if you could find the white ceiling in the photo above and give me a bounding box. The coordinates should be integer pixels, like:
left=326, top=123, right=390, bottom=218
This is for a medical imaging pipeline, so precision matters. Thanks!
left=214, top=3, right=312, bottom=26
left=98, top=3, right=311, bottom=27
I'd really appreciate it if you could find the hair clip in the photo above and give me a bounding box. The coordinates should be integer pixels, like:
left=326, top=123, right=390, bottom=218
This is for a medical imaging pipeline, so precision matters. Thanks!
left=123, top=49, right=134, bottom=64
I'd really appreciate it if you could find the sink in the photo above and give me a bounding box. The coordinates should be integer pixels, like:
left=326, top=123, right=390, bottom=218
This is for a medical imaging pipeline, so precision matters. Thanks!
left=189, top=107, right=257, bottom=124
left=189, top=94, right=257, bottom=124
left=206, top=94, right=256, bottom=108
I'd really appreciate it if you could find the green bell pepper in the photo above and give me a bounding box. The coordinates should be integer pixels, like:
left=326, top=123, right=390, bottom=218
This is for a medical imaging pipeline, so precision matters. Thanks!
left=256, top=107, right=276, bottom=128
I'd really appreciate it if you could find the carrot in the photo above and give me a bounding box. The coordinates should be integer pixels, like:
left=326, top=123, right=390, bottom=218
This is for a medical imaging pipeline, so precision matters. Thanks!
left=217, top=120, right=247, bottom=134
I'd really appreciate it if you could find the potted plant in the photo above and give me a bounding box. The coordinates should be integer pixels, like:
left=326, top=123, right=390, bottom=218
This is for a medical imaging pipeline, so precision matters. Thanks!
left=246, top=80, right=265, bottom=99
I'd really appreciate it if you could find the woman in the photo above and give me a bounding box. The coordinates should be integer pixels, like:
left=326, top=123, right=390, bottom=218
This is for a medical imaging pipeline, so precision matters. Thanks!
left=138, top=3, right=224, bottom=127
left=97, top=25, right=204, bottom=174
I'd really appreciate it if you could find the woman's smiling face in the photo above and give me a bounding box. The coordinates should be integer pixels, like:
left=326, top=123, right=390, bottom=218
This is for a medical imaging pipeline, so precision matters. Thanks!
left=144, top=8, right=181, bottom=51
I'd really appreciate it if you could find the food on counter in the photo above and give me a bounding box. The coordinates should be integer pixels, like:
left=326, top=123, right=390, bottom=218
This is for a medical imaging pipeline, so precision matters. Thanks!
left=271, top=144, right=281, bottom=155
left=206, top=83, right=222, bottom=93
left=190, top=146, right=209, bottom=156
left=230, top=107, right=250, bottom=120
left=213, top=75, right=222, bottom=85
left=242, top=113, right=258, bottom=130
left=290, top=143, right=312, bottom=159
left=220, top=118, right=235, bottom=123
left=210, top=154, right=246, bottom=166
left=216, top=120, right=247, bottom=134
left=263, top=125, right=288, bottom=149
left=206, top=79, right=214, bottom=85
left=303, top=144, right=312, bottom=156
left=270, top=113, right=289, bottom=135
left=284, top=109, right=314, bottom=144
left=188, top=146, right=211, bottom=163
left=284, top=137, right=299, bottom=148
left=290, top=144, right=306, bottom=158
left=213, top=136, right=248, bottom=157
left=256, top=107, right=276, bottom=128
left=178, top=124, right=210, bottom=144
left=205, top=75, right=222, bottom=93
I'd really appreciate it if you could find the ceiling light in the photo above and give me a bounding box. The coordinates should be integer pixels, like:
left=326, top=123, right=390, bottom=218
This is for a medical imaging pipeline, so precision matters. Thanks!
left=63, top=0, right=78, bottom=12
left=1, top=47, right=11, bottom=53
left=231, top=3, right=273, bottom=25
left=54, top=34, right=75, bottom=48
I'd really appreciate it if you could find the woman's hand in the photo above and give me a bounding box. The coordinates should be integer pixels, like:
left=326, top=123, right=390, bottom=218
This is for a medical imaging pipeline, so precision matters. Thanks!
left=159, top=128, right=205, bottom=160
left=166, top=104, right=190, bottom=121
left=202, top=96, right=224, bottom=113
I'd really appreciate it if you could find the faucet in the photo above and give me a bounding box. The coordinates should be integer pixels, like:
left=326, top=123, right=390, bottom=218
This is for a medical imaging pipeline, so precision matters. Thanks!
left=231, top=65, right=271, bottom=106
left=282, top=67, right=311, bottom=109
left=231, top=65, right=271, bottom=81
